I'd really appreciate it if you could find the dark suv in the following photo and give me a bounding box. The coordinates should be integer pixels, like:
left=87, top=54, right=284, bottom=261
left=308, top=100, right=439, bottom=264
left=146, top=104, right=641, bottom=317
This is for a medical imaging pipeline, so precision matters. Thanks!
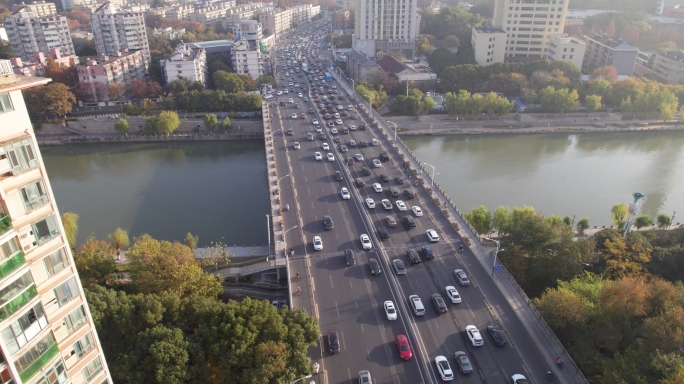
left=421, top=245, right=435, bottom=260
left=390, top=187, right=400, bottom=197
left=344, top=249, right=355, bottom=266
left=379, top=152, right=390, bottom=162
left=323, top=215, right=334, bottom=230
left=487, top=325, right=507, bottom=346
left=335, top=171, right=343, bottom=181
left=431, top=294, right=447, bottom=314
left=406, top=249, right=421, bottom=265
left=369, top=258, right=381, bottom=275
left=403, top=215, right=416, bottom=229
left=404, top=188, right=416, bottom=199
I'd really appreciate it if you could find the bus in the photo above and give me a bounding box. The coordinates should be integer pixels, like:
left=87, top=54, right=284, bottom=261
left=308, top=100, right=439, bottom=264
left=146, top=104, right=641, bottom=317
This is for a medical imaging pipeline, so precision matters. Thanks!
left=302, top=63, right=308, bottom=73
left=325, top=72, right=332, bottom=81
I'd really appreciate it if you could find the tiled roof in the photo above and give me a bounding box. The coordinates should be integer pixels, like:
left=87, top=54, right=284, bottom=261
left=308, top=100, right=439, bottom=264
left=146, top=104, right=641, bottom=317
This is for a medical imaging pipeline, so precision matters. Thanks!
left=377, top=55, right=413, bottom=74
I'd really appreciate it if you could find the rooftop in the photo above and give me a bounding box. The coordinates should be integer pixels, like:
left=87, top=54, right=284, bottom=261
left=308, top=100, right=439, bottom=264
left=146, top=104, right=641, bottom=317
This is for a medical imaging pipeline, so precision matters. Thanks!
left=377, top=55, right=414, bottom=74
left=0, top=73, right=50, bottom=93
left=660, top=50, right=684, bottom=62
left=586, top=32, right=638, bottom=51
left=191, top=40, right=235, bottom=48
left=550, top=33, right=586, bottom=45
left=473, top=26, right=506, bottom=34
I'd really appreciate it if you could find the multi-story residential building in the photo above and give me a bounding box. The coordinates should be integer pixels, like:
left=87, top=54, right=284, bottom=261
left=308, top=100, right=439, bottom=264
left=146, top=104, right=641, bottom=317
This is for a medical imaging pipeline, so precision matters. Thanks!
left=581, top=32, right=638, bottom=75
left=346, top=49, right=382, bottom=82
left=258, top=5, right=319, bottom=37
left=492, top=0, right=570, bottom=61
left=352, top=0, right=418, bottom=59
left=548, top=33, right=585, bottom=70
left=634, top=50, right=656, bottom=75
left=10, top=48, right=78, bottom=77
left=232, top=20, right=262, bottom=41
left=471, top=26, right=506, bottom=66
left=223, top=3, right=269, bottom=29
left=3, top=7, right=75, bottom=62
left=332, top=10, right=350, bottom=29
left=231, top=40, right=261, bottom=79
left=341, top=0, right=354, bottom=12
left=189, top=2, right=235, bottom=26
left=0, top=60, right=112, bottom=384
left=122, top=3, right=150, bottom=13
left=152, top=27, right=186, bottom=40
left=61, top=0, right=122, bottom=11
left=11, top=1, right=57, bottom=18
left=651, top=50, right=684, bottom=82
left=91, top=2, right=150, bottom=65
left=161, top=42, right=207, bottom=86
left=76, top=49, right=147, bottom=96
left=165, top=5, right=195, bottom=20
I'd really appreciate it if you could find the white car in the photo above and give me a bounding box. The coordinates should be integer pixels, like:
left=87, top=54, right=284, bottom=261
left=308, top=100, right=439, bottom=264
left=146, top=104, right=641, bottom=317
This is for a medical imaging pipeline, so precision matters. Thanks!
left=349, top=125, right=356, bottom=130
left=465, top=325, right=484, bottom=347
left=341, top=187, right=350, bottom=200
left=322, top=143, right=329, bottom=151
left=426, top=229, right=439, bottom=242
left=316, top=126, right=322, bottom=133
left=327, top=153, right=335, bottom=161
left=365, top=198, right=376, bottom=209
left=396, top=200, right=407, bottom=211
left=314, top=152, right=322, bottom=160
left=372, top=159, right=381, bottom=168
left=298, top=92, right=303, bottom=97
left=313, top=119, right=319, bottom=125
left=312, top=236, right=323, bottom=251
left=412, top=206, right=423, bottom=217
left=291, top=113, right=297, bottom=119
left=381, top=199, right=393, bottom=210
left=284, top=89, right=289, bottom=94
left=276, top=91, right=283, bottom=95
left=384, top=300, right=397, bottom=321
left=435, top=356, right=454, bottom=381
left=293, top=142, right=300, bottom=150
left=445, top=286, right=461, bottom=303
left=373, top=183, right=383, bottom=193
left=335, top=119, right=343, bottom=125
left=360, top=234, right=372, bottom=250
left=511, top=374, right=529, bottom=384
left=334, top=113, right=341, bottom=119
left=331, top=128, right=338, bottom=134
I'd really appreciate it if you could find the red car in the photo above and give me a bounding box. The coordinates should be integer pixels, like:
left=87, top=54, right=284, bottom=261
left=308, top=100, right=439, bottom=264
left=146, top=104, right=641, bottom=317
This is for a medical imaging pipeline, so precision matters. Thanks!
left=301, top=113, right=307, bottom=119
left=395, top=334, right=412, bottom=360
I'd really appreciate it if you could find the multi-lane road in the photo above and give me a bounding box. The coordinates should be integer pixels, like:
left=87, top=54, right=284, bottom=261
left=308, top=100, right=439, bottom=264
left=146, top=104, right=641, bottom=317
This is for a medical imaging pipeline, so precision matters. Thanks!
left=269, top=21, right=570, bottom=384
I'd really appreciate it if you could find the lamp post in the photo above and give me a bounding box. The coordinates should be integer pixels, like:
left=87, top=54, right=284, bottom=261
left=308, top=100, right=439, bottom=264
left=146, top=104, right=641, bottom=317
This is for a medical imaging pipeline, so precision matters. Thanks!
left=278, top=173, right=291, bottom=185
left=423, top=163, right=438, bottom=188
left=484, top=238, right=504, bottom=276
left=290, top=376, right=313, bottom=384
left=386, top=120, right=398, bottom=142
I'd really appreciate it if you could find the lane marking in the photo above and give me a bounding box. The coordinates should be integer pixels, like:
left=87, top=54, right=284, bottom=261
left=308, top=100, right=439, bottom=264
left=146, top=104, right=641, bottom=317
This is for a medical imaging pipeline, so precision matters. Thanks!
left=335, top=301, right=339, bottom=318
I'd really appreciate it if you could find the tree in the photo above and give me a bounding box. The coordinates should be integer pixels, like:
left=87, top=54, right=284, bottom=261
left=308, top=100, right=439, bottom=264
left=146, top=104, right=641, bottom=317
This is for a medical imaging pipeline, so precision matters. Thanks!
left=213, top=71, right=245, bottom=93
left=184, top=232, right=199, bottom=249
left=61, top=212, right=79, bottom=249
left=108, top=82, right=125, bottom=101
left=538, top=86, right=580, bottom=113
left=221, top=117, right=233, bottom=130
left=590, top=78, right=613, bottom=100
left=492, top=206, right=511, bottom=234
left=605, top=18, right=616, bottom=37
left=590, top=66, right=618, bottom=83
left=198, top=242, right=230, bottom=271
left=445, top=90, right=472, bottom=117
left=23, top=83, right=76, bottom=116
left=114, top=118, right=129, bottom=133
left=442, top=35, right=460, bottom=49
left=585, top=94, right=602, bottom=112
left=465, top=205, right=491, bottom=235
left=611, top=203, right=629, bottom=228
left=108, top=228, right=130, bottom=254
left=577, top=218, right=590, bottom=234
left=657, top=213, right=672, bottom=229
left=634, top=215, right=653, bottom=229
left=257, top=75, right=276, bottom=86
left=203, top=114, right=218, bottom=131
left=156, top=111, right=180, bottom=135
left=620, top=24, right=640, bottom=44
left=129, top=79, right=149, bottom=99
left=74, top=238, right=117, bottom=287
left=534, top=285, right=591, bottom=329
left=427, top=48, right=456, bottom=76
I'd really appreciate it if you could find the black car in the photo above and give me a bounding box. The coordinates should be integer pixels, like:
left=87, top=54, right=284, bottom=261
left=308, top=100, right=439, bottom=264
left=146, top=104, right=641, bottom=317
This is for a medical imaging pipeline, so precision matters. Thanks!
left=324, top=215, right=334, bottom=230
left=379, top=174, right=390, bottom=182
left=355, top=178, right=365, bottom=187
left=360, top=141, right=368, bottom=148
left=404, top=189, right=416, bottom=199
left=377, top=227, right=389, bottom=241
left=431, top=294, right=448, bottom=313
left=406, top=250, right=421, bottom=264
left=421, top=245, right=435, bottom=260
left=369, top=258, right=381, bottom=275
left=379, top=152, right=390, bottom=162
left=362, top=167, right=371, bottom=176
left=396, top=176, right=405, bottom=184
left=390, top=187, right=400, bottom=197
left=335, top=171, right=344, bottom=181
left=344, top=249, right=355, bottom=266
left=359, top=124, right=367, bottom=130
left=487, top=325, right=507, bottom=346
left=328, top=330, right=340, bottom=354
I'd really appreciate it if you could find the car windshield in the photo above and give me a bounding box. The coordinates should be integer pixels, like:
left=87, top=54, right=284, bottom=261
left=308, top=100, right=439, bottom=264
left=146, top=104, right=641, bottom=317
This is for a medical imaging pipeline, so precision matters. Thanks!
left=439, top=361, right=449, bottom=371
left=400, top=344, right=409, bottom=351
left=387, top=307, right=395, bottom=314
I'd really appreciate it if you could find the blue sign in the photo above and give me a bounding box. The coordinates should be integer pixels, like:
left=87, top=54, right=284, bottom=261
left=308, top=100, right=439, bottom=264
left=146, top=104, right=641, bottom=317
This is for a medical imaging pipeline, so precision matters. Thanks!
left=495, top=265, right=503, bottom=269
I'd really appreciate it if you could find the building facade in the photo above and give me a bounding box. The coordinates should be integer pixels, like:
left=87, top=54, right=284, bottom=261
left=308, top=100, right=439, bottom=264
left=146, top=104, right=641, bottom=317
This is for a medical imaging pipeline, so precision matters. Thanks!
left=231, top=40, right=261, bottom=79
left=76, top=49, right=147, bottom=96
left=547, top=33, right=585, bottom=70
left=232, top=20, right=262, bottom=41
left=165, top=5, right=195, bottom=20
left=189, top=2, right=235, bottom=26
left=0, top=60, right=112, bottom=384
left=581, top=32, right=638, bottom=75
left=651, top=50, right=684, bottom=82
left=492, top=0, right=569, bottom=61
left=91, top=2, right=150, bottom=65
left=353, top=0, right=418, bottom=59
left=346, top=49, right=383, bottom=82
left=223, top=3, right=269, bottom=29
left=258, top=5, right=319, bottom=37
left=471, top=26, right=506, bottom=66
left=10, top=48, right=78, bottom=77
left=11, top=1, right=57, bottom=18
left=161, top=43, right=208, bottom=86
left=3, top=8, right=75, bottom=62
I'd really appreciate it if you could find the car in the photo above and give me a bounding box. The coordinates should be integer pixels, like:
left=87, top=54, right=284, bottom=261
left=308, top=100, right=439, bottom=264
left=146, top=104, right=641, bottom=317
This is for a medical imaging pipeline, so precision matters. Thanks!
left=386, top=216, right=397, bottom=228
left=328, top=121, right=334, bottom=127
left=426, top=229, right=439, bottom=242
left=406, top=250, right=420, bottom=265
left=298, top=92, right=303, bottom=97
left=431, top=294, right=447, bottom=313
left=368, top=257, right=380, bottom=274
left=409, top=295, right=425, bottom=316
left=511, top=374, right=529, bottom=384
left=404, top=189, right=416, bottom=199
left=354, top=154, right=364, bottom=161
left=384, top=300, right=397, bottom=320
left=435, top=356, right=454, bottom=381
left=355, top=178, right=365, bottom=187
left=466, top=325, right=484, bottom=347
left=445, top=286, right=461, bottom=303
left=359, top=370, right=372, bottom=384
left=372, top=183, right=383, bottom=193
left=341, top=187, right=350, bottom=199
left=331, top=128, right=338, bottom=134
left=313, top=119, right=319, bottom=125
left=395, top=335, right=413, bottom=360
left=379, top=152, right=390, bottom=162
left=336, top=119, right=343, bottom=125
left=349, top=140, right=356, bottom=147
left=362, top=167, right=371, bottom=176
left=454, top=269, right=470, bottom=286
left=339, top=145, right=348, bottom=152
left=396, top=176, right=405, bottom=184
left=349, top=124, right=356, bottom=131
left=372, top=159, right=381, bottom=168
left=365, top=198, right=375, bottom=209
left=396, top=200, right=407, bottom=211
left=454, top=351, right=473, bottom=374
left=307, top=132, right=314, bottom=141
left=380, top=198, right=394, bottom=210
left=360, top=234, right=373, bottom=250
left=392, top=259, right=406, bottom=275
left=412, top=206, right=423, bottom=216
left=293, top=142, right=300, bottom=150
left=322, top=143, right=329, bottom=150
left=301, top=113, right=307, bottom=119
left=334, top=136, right=341, bottom=143
left=487, top=325, right=507, bottom=346
left=379, top=174, right=390, bottom=182
left=344, top=249, right=355, bottom=266
left=327, top=153, right=335, bottom=161
left=312, top=236, right=323, bottom=251
left=314, top=152, right=322, bottom=160
left=323, top=215, right=334, bottom=230
left=328, top=330, right=340, bottom=354
left=319, top=133, right=326, bottom=140
left=334, top=113, right=340, bottom=119
left=421, top=245, right=435, bottom=260
left=377, top=227, right=389, bottom=241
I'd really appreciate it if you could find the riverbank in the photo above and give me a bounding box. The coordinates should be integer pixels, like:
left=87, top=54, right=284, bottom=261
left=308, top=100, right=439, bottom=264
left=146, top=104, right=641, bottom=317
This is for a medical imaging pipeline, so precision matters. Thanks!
left=36, top=131, right=264, bottom=145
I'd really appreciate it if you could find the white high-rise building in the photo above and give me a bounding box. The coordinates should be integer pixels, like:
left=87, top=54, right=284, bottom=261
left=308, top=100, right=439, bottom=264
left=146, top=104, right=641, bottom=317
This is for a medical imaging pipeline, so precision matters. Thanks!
left=352, top=0, right=418, bottom=59
left=3, top=7, right=75, bottom=62
left=492, top=0, right=569, bottom=61
left=91, top=2, right=150, bottom=65
left=161, top=43, right=208, bottom=86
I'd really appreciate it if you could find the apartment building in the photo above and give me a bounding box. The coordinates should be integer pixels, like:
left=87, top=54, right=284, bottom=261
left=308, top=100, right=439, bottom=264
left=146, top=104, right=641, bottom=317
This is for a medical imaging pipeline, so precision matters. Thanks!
left=231, top=40, right=261, bottom=79
left=10, top=48, right=78, bottom=77
left=189, top=2, right=235, bottom=26
left=11, top=1, right=56, bottom=18
left=91, top=2, right=150, bottom=65
left=3, top=7, right=75, bottom=62
left=346, top=49, right=382, bottom=82
left=161, top=42, right=208, bottom=86
left=581, top=32, right=638, bottom=75
left=76, top=49, right=147, bottom=95
left=258, top=5, right=319, bottom=37
left=492, top=0, right=569, bottom=61
left=152, top=27, right=186, bottom=40
left=223, top=3, right=269, bottom=29
left=61, top=0, right=123, bottom=11
left=651, top=50, right=684, bottom=82
left=0, top=60, right=112, bottom=384
left=352, top=0, right=418, bottom=59
left=165, top=5, right=195, bottom=20
left=471, top=26, right=506, bottom=66
left=547, top=33, right=585, bottom=70
left=232, top=20, right=262, bottom=41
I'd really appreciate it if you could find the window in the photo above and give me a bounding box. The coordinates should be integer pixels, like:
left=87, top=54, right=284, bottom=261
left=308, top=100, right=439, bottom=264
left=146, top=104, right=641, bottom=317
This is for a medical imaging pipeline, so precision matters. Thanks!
left=20, top=180, right=49, bottom=212
left=64, top=306, right=87, bottom=335
left=4, top=139, right=38, bottom=175
left=14, top=333, right=57, bottom=374
left=73, top=331, right=95, bottom=359
left=0, top=93, right=13, bottom=113
left=43, top=247, right=69, bottom=277
left=32, top=214, right=60, bottom=245
left=569, top=55, right=573, bottom=59
left=82, top=356, right=104, bottom=383
left=34, top=359, right=68, bottom=384
left=0, top=303, right=48, bottom=355
left=1, top=237, right=19, bottom=260
left=54, top=277, right=79, bottom=307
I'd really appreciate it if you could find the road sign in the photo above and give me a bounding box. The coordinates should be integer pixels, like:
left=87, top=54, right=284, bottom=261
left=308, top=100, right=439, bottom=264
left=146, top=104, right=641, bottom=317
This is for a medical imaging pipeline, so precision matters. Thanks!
left=495, top=265, right=503, bottom=269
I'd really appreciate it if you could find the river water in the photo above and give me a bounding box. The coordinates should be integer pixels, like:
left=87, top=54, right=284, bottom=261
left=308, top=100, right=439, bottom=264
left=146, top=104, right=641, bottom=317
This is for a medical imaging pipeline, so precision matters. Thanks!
left=40, top=131, right=684, bottom=247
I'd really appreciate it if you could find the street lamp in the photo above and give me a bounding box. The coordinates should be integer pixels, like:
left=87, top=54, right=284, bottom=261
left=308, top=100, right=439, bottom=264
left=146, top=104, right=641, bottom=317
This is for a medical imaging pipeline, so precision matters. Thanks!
left=279, top=174, right=291, bottom=185
left=484, top=238, right=504, bottom=276
left=423, top=163, right=438, bottom=188
left=290, top=376, right=313, bottom=384
left=386, top=121, right=398, bottom=142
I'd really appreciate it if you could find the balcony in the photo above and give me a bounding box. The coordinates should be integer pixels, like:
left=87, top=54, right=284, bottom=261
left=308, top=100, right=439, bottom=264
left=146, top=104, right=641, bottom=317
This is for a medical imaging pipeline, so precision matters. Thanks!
left=19, top=339, right=58, bottom=382
left=0, top=284, right=37, bottom=322
left=0, top=214, right=12, bottom=236
left=0, top=251, right=26, bottom=280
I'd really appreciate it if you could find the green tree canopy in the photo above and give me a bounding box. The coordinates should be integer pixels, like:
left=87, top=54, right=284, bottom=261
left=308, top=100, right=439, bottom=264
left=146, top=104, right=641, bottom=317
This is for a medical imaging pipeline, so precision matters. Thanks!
left=203, top=114, right=217, bottom=131
left=611, top=203, right=629, bottom=228
left=157, top=111, right=181, bottom=135
left=585, top=94, right=602, bottom=112
left=61, top=212, right=79, bottom=249
left=115, top=118, right=129, bottom=133
left=75, top=238, right=117, bottom=288
left=108, top=228, right=130, bottom=252
left=213, top=71, right=245, bottom=93
left=465, top=205, right=491, bottom=235
left=538, top=86, right=580, bottom=113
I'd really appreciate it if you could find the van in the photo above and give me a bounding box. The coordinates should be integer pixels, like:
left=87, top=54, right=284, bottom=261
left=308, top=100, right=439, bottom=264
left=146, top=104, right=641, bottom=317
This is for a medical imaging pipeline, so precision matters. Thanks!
left=403, top=215, right=416, bottom=229
left=409, top=295, right=425, bottom=316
